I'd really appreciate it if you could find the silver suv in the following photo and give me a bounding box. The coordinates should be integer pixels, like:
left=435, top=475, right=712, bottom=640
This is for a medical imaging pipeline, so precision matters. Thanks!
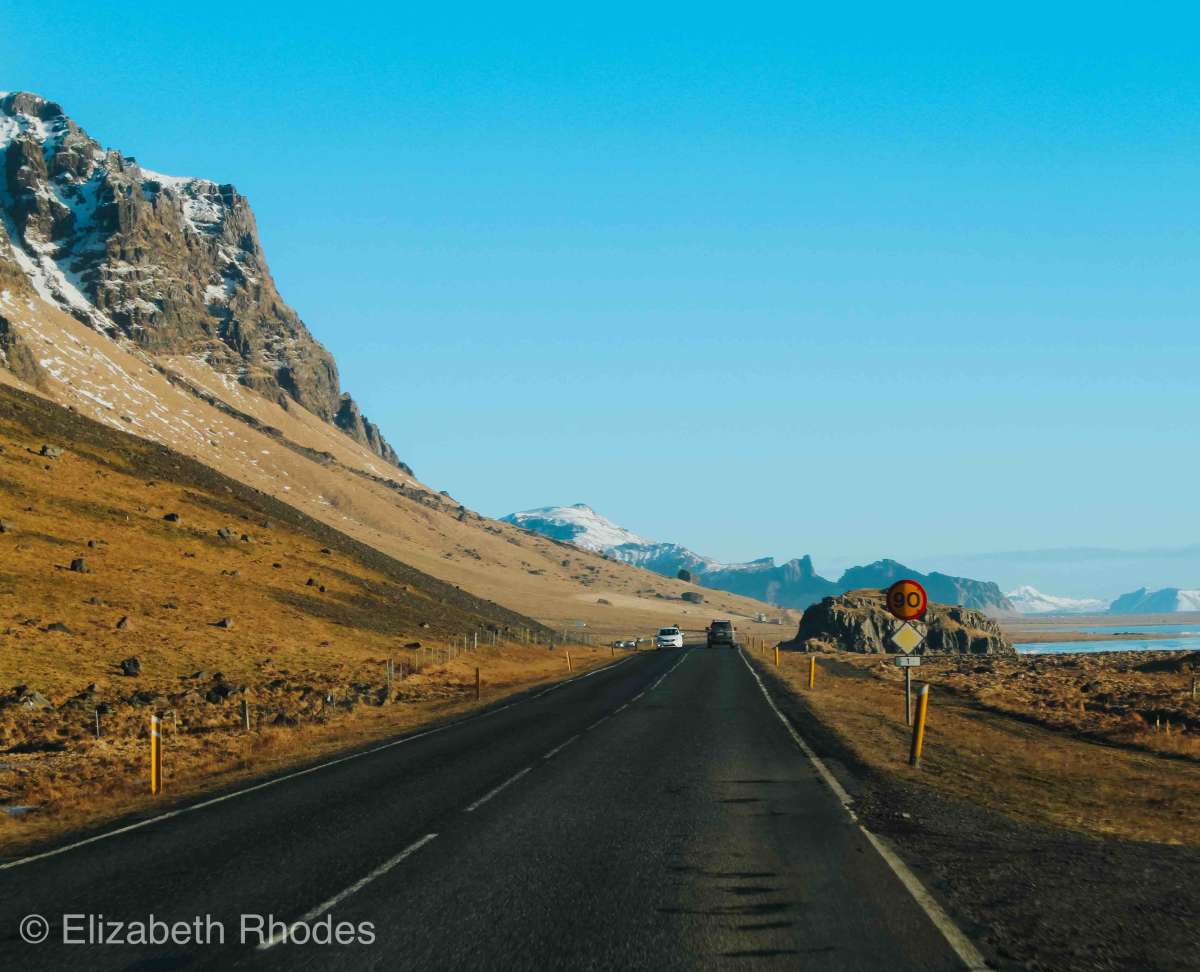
left=706, top=620, right=736, bottom=648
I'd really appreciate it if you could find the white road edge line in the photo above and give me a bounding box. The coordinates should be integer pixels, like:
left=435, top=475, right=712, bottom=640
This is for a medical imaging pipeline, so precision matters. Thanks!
left=585, top=716, right=609, bottom=731
left=0, top=655, right=637, bottom=871
left=463, top=766, right=533, bottom=813
left=257, top=833, right=437, bottom=951
left=737, top=649, right=990, bottom=972
left=542, top=735, right=580, bottom=760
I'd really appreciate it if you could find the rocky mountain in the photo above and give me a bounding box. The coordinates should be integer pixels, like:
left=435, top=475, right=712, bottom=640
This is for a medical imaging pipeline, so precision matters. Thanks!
left=0, top=91, right=399, bottom=466
left=837, top=559, right=1012, bottom=614
left=786, top=590, right=1015, bottom=655
left=503, top=504, right=1012, bottom=613
left=1108, top=587, right=1200, bottom=614
left=1005, top=585, right=1108, bottom=615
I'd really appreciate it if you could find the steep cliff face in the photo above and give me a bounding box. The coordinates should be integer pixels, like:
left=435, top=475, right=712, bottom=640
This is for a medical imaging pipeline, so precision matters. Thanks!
left=787, top=589, right=1015, bottom=656
left=0, top=91, right=401, bottom=466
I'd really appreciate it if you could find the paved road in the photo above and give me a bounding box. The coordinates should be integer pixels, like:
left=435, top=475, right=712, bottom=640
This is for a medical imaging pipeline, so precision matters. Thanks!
left=0, top=647, right=976, bottom=970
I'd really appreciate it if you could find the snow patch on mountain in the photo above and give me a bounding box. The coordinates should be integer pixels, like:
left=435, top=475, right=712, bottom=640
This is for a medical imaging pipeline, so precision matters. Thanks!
left=1005, top=586, right=1108, bottom=614
left=502, top=504, right=1012, bottom=613
left=502, top=504, right=652, bottom=553
left=1109, top=587, right=1200, bottom=614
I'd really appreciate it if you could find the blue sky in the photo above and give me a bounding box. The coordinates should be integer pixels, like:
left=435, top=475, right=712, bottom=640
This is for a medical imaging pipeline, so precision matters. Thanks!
left=4, top=3, right=1198, bottom=593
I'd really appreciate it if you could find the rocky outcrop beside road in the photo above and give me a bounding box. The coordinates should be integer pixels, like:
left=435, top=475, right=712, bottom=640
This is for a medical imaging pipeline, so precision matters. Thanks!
left=787, top=589, right=1015, bottom=655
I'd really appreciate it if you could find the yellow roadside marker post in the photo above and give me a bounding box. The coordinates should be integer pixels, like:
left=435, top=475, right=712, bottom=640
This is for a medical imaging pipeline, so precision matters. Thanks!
left=774, top=646, right=780, bottom=667
left=566, top=650, right=573, bottom=672
left=808, top=655, right=816, bottom=690
left=150, top=713, right=162, bottom=795
left=909, top=684, right=930, bottom=768
left=475, top=667, right=481, bottom=701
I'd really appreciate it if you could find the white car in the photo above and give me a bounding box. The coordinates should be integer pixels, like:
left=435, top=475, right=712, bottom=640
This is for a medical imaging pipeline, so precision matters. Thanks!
left=656, top=626, right=684, bottom=649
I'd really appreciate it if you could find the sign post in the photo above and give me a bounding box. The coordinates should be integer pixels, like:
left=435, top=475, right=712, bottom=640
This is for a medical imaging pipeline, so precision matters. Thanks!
left=886, top=579, right=928, bottom=727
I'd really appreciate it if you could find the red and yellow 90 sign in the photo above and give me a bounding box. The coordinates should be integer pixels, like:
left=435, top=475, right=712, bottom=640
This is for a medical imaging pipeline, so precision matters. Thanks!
left=886, top=579, right=928, bottom=621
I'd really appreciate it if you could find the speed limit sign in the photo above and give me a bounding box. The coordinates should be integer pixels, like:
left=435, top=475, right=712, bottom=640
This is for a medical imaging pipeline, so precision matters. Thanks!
left=886, top=579, right=928, bottom=621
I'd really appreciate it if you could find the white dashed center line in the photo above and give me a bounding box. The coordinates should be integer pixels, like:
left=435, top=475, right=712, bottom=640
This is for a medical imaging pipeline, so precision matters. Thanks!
left=464, top=767, right=533, bottom=813
left=543, top=735, right=580, bottom=760
left=257, top=833, right=438, bottom=951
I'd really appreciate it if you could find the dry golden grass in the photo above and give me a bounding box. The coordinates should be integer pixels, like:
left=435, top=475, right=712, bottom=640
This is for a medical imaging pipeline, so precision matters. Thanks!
left=0, top=392, right=626, bottom=853
left=0, top=643, right=619, bottom=854
left=753, top=649, right=1200, bottom=845
left=0, top=299, right=791, bottom=643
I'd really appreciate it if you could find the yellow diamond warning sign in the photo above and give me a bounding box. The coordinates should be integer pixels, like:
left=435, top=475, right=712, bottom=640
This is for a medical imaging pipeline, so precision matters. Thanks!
left=890, top=621, right=925, bottom=655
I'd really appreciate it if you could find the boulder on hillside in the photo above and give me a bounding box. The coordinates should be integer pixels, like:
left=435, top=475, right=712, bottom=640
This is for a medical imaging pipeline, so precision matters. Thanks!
left=785, top=589, right=1015, bottom=656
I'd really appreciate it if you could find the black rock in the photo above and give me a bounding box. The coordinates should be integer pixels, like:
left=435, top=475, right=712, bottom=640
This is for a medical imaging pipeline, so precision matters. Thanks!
left=163, top=512, right=180, bottom=522
left=120, top=656, right=141, bottom=677
left=69, top=558, right=89, bottom=573
left=206, top=684, right=232, bottom=704
left=40, top=444, right=63, bottom=459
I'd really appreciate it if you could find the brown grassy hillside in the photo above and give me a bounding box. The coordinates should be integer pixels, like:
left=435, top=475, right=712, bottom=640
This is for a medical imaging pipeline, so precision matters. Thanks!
left=0, top=294, right=791, bottom=641
left=0, top=384, right=624, bottom=850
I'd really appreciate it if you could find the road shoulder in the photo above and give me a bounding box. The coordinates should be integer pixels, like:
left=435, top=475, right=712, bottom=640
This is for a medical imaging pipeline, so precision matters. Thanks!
left=748, top=651, right=1200, bottom=972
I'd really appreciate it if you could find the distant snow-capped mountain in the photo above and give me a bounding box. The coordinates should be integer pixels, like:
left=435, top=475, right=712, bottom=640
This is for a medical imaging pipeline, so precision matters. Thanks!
left=1108, top=587, right=1200, bottom=614
left=503, top=504, right=652, bottom=552
left=502, top=504, right=1012, bottom=613
left=1005, top=586, right=1108, bottom=615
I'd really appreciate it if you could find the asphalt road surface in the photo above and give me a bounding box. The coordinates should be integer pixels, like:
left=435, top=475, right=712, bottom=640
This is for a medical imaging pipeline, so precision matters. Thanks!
left=0, top=646, right=982, bottom=970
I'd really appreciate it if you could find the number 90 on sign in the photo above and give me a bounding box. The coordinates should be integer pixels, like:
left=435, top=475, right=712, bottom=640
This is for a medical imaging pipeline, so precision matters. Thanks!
left=886, top=579, right=928, bottom=621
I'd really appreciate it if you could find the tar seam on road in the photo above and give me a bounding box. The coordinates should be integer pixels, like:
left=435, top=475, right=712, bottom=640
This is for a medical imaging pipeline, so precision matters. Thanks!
left=0, top=655, right=637, bottom=871
left=542, top=735, right=580, bottom=760
left=464, top=766, right=534, bottom=812
left=736, top=649, right=990, bottom=972
left=257, top=833, right=438, bottom=951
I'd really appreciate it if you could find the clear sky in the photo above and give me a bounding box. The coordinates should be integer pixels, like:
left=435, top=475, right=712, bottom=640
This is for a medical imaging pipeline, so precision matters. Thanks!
left=4, top=3, right=1198, bottom=591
